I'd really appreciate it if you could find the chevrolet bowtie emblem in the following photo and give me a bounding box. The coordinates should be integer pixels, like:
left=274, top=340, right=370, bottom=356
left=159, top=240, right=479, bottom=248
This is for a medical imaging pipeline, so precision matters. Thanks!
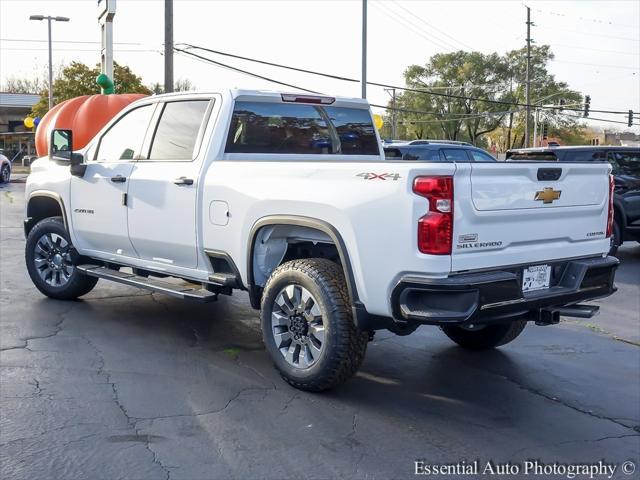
left=534, top=187, right=562, bottom=204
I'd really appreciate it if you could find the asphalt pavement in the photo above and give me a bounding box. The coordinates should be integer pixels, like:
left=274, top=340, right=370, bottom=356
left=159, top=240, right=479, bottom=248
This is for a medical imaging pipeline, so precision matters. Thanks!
left=1, top=178, right=639, bottom=479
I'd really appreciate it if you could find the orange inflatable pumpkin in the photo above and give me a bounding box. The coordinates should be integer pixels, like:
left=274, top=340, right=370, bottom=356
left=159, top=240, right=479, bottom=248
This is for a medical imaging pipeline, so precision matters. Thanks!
left=35, top=94, right=148, bottom=156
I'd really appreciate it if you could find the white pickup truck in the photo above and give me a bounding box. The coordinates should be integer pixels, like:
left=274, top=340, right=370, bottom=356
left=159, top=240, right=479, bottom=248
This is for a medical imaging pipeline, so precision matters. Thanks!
left=24, top=90, right=618, bottom=391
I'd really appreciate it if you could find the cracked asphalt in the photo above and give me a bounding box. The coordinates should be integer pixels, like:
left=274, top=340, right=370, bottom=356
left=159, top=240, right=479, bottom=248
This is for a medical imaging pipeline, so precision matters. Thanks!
left=1, top=178, right=639, bottom=479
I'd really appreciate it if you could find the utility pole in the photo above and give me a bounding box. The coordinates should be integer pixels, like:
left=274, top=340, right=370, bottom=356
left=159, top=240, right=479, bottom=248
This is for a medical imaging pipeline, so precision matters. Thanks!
left=525, top=5, right=532, bottom=147
left=361, top=0, right=367, bottom=99
left=97, top=0, right=116, bottom=82
left=391, top=88, right=397, bottom=138
left=164, top=0, right=174, bottom=93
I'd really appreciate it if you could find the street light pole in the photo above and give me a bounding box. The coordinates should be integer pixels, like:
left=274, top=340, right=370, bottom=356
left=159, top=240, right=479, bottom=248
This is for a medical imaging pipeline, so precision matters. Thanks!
left=361, top=0, right=367, bottom=99
left=29, top=15, right=69, bottom=111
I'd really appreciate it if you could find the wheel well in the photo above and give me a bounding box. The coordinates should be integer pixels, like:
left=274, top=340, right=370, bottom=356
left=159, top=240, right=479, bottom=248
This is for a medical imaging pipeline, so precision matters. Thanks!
left=251, top=224, right=339, bottom=288
left=25, top=195, right=64, bottom=236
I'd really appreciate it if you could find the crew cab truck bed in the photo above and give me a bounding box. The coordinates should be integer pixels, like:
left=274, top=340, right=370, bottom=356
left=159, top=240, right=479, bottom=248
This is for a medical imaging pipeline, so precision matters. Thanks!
left=24, top=89, right=618, bottom=391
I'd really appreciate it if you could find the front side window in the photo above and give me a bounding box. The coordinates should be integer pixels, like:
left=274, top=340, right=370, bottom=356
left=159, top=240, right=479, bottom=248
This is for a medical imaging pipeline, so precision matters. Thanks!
left=95, top=105, right=154, bottom=162
left=148, top=100, right=210, bottom=161
left=225, top=101, right=379, bottom=155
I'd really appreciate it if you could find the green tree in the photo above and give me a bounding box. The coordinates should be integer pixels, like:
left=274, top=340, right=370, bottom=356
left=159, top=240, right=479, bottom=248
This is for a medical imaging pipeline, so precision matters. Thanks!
left=31, top=61, right=151, bottom=117
left=385, top=45, right=584, bottom=148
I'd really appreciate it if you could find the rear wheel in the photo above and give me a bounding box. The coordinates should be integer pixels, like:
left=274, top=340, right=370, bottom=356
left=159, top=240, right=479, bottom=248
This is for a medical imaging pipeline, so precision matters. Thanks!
left=440, top=320, right=527, bottom=350
left=25, top=217, right=98, bottom=300
left=260, top=258, right=368, bottom=392
left=608, top=221, right=622, bottom=256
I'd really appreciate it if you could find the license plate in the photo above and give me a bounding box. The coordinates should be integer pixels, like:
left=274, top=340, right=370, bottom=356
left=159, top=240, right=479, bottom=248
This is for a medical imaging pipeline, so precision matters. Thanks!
left=522, top=265, right=551, bottom=292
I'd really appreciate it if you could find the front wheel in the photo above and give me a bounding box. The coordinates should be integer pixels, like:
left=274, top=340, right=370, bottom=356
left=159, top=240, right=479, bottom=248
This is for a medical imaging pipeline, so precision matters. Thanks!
left=25, top=217, right=98, bottom=300
left=260, top=258, right=368, bottom=392
left=0, top=164, right=10, bottom=183
left=440, top=320, right=527, bottom=350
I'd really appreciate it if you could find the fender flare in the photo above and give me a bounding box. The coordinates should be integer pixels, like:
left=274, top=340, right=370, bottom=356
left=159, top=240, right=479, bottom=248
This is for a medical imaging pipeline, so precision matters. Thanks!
left=246, top=215, right=362, bottom=311
left=24, top=190, right=69, bottom=237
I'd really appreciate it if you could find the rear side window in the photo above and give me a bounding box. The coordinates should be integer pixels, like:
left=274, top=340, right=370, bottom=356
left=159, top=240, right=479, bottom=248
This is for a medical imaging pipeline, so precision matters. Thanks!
left=507, top=152, right=558, bottom=161
left=324, top=106, right=378, bottom=155
left=469, top=150, right=497, bottom=162
left=225, top=101, right=379, bottom=155
left=610, top=151, right=640, bottom=175
left=384, top=147, right=440, bottom=161
left=441, top=149, right=470, bottom=162
left=148, top=100, right=210, bottom=161
left=563, top=150, right=606, bottom=162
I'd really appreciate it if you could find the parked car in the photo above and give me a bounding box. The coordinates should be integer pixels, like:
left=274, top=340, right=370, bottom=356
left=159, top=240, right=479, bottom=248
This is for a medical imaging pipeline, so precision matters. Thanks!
left=384, top=140, right=498, bottom=162
left=24, top=90, right=618, bottom=391
left=0, top=151, right=11, bottom=183
left=507, top=146, right=640, bottom=254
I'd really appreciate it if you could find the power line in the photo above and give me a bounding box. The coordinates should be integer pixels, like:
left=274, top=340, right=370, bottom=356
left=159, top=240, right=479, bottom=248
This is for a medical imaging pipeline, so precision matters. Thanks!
left=177, top=47, right=634, bottom=127
left=178, top=44, right=636, bottom=116
left=1, top=47, right=160, bottom=53
left=531, top=8, right=639, bottom=29
left=535, top=24, right=639, bottom=42
left=547, top=43, right=639, bottom=57
left=388, top=0, right=475, bottom=51
left=0, top=37, right=143, bottom=45
left=372, top=2, right=454, bottom=52
left=174, top=47, right=320, bottom=94
left=550, top=59, right=639, bottom=70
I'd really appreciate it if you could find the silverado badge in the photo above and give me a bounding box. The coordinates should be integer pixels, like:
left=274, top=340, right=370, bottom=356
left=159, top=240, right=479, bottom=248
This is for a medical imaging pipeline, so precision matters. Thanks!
left=534, top=187, right=561, bottom=204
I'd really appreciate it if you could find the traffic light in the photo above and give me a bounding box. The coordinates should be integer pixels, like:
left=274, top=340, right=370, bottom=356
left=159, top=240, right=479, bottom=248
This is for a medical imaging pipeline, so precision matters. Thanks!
left=629, top=110, right=634, bottom=127
left=542, top=123, right=549, bottom=139
left=583, top=95, right=591, bottom=117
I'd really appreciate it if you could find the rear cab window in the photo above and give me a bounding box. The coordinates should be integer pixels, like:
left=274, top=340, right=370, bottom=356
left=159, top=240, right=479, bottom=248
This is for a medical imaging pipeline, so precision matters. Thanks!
left=225, top=101, right=379, bottom=156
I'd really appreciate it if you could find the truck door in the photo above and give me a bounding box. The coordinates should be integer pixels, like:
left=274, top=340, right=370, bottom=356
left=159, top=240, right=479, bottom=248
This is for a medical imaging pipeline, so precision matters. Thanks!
left=70, top=104, right=155, bottom=258
left=127, top=99, right=213, bottom=270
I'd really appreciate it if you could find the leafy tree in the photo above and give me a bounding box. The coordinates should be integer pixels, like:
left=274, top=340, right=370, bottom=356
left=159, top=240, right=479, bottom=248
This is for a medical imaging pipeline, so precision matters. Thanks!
left=149, top=78, right=196, bottom=95
left=31, top=61, right=151, bottom=117
left=385, top=45, right=583, bottom=148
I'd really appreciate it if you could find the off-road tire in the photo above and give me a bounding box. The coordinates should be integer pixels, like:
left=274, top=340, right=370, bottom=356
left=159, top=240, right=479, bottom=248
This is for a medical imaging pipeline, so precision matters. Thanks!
left=261, top=258, right=368, bottom=392
left=608, top=221, right=621, bottom=256
left=440, top=320, right=527, bottom=350
left=0, top=165, right=10, bottom=183
left=25, top=217, right=98, bottom=300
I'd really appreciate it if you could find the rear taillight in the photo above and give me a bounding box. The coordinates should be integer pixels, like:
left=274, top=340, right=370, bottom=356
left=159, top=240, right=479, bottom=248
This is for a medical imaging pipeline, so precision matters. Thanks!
left=413, top=176, right=453, bottom=255
left=606, top=174, right=614, bottom=238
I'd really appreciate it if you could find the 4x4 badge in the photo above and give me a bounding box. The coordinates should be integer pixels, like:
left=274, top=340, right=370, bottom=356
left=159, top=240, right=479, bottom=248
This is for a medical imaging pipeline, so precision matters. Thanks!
left=534, top=187, right=561, bottom=204
left=356, top=173, right=401, bottom=180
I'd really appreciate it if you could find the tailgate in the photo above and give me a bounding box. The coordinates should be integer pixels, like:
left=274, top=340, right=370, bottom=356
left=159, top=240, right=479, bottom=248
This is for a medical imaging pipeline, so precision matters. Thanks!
left=451, top=162, right=611, bottom=272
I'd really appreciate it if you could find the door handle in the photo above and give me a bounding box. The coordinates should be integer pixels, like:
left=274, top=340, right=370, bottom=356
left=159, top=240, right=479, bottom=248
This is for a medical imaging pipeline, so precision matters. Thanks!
left=110, top=175, right=126, bottom=183
left=174, top=177, right=194, bottom=186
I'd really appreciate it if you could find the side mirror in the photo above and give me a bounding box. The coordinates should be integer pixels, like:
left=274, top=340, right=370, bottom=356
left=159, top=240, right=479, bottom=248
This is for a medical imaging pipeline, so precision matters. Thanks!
left=50, top=129, right=73, bottom=163
left=50, top=129, right=86, bottom=177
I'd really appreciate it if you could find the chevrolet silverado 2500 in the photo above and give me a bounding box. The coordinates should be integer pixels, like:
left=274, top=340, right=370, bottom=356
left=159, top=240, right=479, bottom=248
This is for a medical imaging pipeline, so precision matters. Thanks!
left=24, top=90, right=618, bottom=391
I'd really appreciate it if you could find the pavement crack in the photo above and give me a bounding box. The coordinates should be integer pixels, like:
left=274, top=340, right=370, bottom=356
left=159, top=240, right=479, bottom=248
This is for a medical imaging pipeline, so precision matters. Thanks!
left=502, top=374, right=637, bottom=431
left=78, top=332, right=172, bottom=480
left=0, top=303, right=75, bottom=352
left=134, top=386, right=273, bottom=423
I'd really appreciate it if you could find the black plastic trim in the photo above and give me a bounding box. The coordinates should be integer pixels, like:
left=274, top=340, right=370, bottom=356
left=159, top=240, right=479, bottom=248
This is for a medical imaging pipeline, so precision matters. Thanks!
left=246, top=215, right=360, bottom=315
left=204, top=249, right=245, bottom=290
left=390, top=256, right=619, bottom=326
